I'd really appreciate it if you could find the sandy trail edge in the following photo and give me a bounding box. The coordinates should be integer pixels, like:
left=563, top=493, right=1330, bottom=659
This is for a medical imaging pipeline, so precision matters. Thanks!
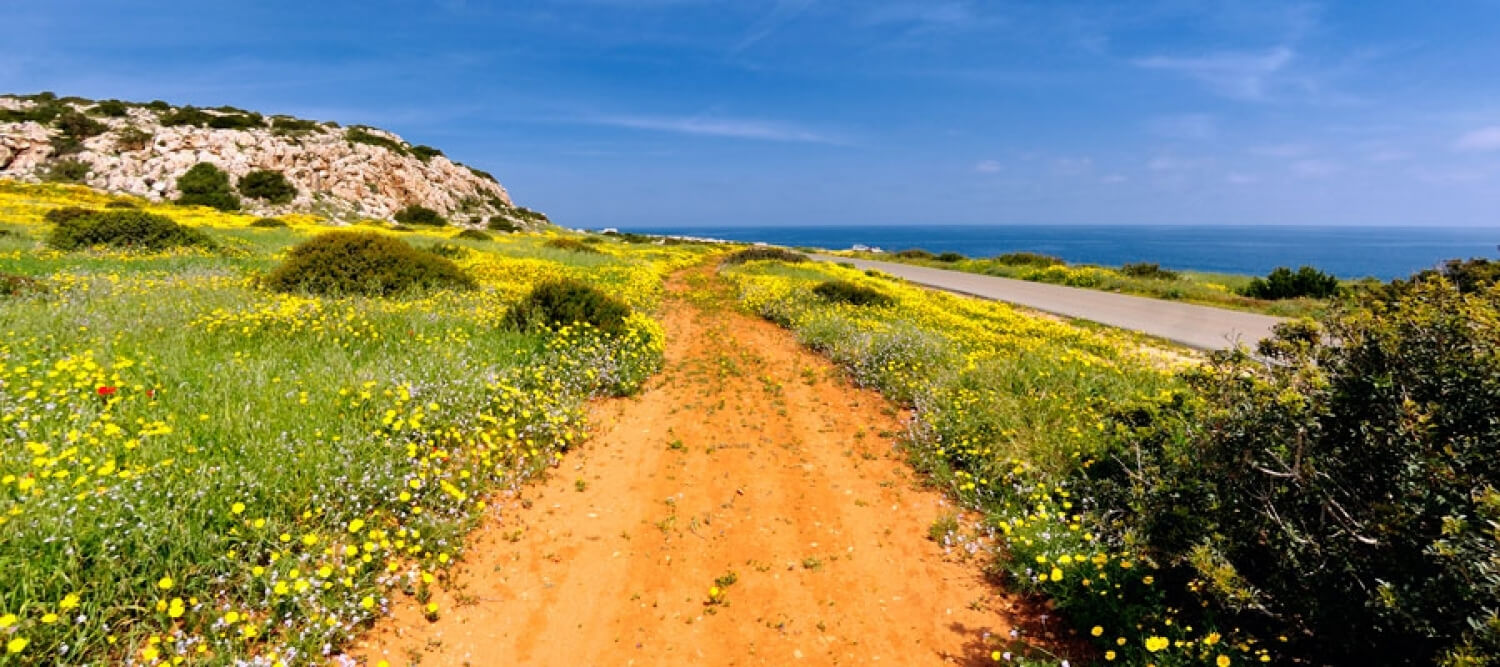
left=352, top=267, right=1035, bottom=666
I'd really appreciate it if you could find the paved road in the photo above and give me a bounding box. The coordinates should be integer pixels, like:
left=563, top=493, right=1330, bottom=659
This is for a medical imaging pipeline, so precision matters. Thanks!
left=813, top=254, right=1285, bottom=351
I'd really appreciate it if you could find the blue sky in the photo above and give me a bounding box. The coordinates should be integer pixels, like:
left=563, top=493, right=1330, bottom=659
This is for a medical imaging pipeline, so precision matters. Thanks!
left=3, top=1, right=1500, bottom=228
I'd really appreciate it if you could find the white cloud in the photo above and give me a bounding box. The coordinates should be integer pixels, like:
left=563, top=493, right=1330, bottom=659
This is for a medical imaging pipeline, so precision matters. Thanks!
left=1290, top=159, right=1340, bottom=177
left=974, top=159, right=1002, bottom=173
left=1052, top=156, right=1093, bottom=175
left=1250, top=143, right=1308, bottom=158
left=585, top=114, right=840, bottom=144
left=1225, top=172, right=1258, bottom=185
left=1100, top=173, right=1127, bottom=184
left=1454, top=126, right=1500, bottom=152
left=1133, top=47, right=1294, bottom=101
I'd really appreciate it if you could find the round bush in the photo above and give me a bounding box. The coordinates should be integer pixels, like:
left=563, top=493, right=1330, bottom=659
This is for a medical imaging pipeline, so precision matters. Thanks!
left=43, top=207, right=96, bottom=224
left=424, top=242, right=468, bottom=260
left=812, top=280, right=895, bottom=307
left=1240, top=266, right=1339, bottom=300
left=503, top=279, right=630, bottom=336
left=545, top=238, right=601, bottom=254
left=455, top=229, right=492, bottom=241
left=250, top=217, right=287, bottom=228
left=393, top=204, right=446, bottom=226
left=46, top=210, right=216, bottom=252
left=175, top=163, right=240, bottom=211
left=262, top=231, right=476, bottom=297
left=105, top=200, right=139, bottom=209
left=237, top=169, right=297, bottom=204
left=487, top=217, right=520, bottom=232
left=721, top=247, right=808, bottom=265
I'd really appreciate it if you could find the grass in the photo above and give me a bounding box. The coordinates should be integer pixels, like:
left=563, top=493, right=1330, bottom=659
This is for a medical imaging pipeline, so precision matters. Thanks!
left=831, top=250, right=1329, bottom=318
left=0, top=180, right=717, bottom=664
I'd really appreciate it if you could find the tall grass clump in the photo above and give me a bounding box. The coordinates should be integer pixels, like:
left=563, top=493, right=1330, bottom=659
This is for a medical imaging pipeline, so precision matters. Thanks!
left=262, top=231, right=475, bottom=296
left=721, top=247, right=807, bottom=265
left=544, top=238, right=601, bottom=254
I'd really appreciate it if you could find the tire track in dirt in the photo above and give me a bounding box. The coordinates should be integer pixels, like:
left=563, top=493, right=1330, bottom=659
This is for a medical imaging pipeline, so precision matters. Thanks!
left=353, top=267, right=1030, bottom=665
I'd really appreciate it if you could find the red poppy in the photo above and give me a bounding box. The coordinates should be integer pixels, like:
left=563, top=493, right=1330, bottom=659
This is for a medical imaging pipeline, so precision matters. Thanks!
left=96, top=386, right=118, bottom=397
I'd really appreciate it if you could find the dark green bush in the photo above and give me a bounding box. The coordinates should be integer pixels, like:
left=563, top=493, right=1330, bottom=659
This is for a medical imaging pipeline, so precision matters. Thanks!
left=237, top=169, right=297, bottom=204
left=250, top=217, right=287, bottom=228
left=424, top=242, right=468, bottom=260
left=390, top=224, right=413, bottom=232
left=46, top=210, right=215, bottom=252
left=1120, top=262, right=1181, bottom=280
left=455, top=229, right=492, bottom=241
left=721, top=247, right=808, bottom=265
left=993, top=252, right=1064, bottom=267
left=49, top=135, right=82, bottom=156
left=893, top=248, right=936, bottom=260
left=411, top=145, right=444, bottom=161
left=207, top=112, right=264, bottom=130
left=262, top=231, right=476, bottom=296
left=175, top=163, right=240, bottom=211
left=144, top=100, right=171, bottom=112
left=270, top=116, right=320, bottom=134
left=0, top=100, right=66, bottom=124
left=503, top=279, right=631, bottom=336
left=41, top=159, right=90, bottom=184
left=812, top=280, right=895, bottom=307
left=346, top=127, right=409, bottom=155
left=464, top=165, right=498, bottom=182
left=115, top=126, right=152, bottom=151
left=486, top=216, right=519, bottom=232
left=1096, top=282, right=1500, bottom=664
left=544, top=238, right=601, bottom=254
left=1414, top=257, right=1500, bottom=294
left=105, top=201, right=138, bottom=209
left=55, top=111, right=108, bottom=139
left=514, top=206, right=550, bottom=224
left=89, top=100, right=129, bottom=117
left=1240, top=265, right=1339, bottom=300
left=936, top=252, right=966, bottom=262
left=43, top=207, right=95, bottom=224
left=393, top=205, right=446, bottom=226
left=160, top=106, right=214, bottom=127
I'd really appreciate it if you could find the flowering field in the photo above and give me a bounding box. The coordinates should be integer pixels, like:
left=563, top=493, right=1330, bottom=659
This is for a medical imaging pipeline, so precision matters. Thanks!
left=724, top=260, right=1278, bottom=665
left=0, top=182, right=714, bottom=664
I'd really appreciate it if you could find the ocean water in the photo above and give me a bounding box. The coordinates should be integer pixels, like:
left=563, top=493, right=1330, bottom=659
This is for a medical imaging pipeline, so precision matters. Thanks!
left=616, top=224, right=1500, bottom=280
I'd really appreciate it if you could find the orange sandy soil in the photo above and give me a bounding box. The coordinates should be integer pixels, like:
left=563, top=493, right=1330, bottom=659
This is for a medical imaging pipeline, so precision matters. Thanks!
left=352, top=268, right=1045, bottom=666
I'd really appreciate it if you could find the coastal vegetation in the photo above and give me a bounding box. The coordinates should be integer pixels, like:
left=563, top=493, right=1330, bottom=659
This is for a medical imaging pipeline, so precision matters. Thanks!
left=0, top=179, right=714, bottom=664
left=837, top=248, right=1330, bottom=318
left=726, top=248, right=1500, bottom=664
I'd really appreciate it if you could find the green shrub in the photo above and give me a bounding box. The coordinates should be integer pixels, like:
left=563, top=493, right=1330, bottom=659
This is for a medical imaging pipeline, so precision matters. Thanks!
left=455, top=229, right=492, bottom=241
left=250, top=217, right=287, bottom=228
left=1414, top=257, right=1500, bottom=294
left=207, top=112, right=264, bottom=130
left=411, top=145, right=444, bottom=161
left=393, top=205, right=446, bottom=226
left=262, top=231, right=476, bottom=296
left=1120, top=262, right=1181, bottom=280
left=503, top=279, right=631, bottom=336
left=346, top=127, right=409, bottom=155
left=936, top=252, right=966, bottom=262
left=390, top=224, right=413, bottom=232
left=46, top=210, right=216, bottom=252
left=49, top=135, right=82, bottom=156
left=0, top=273, right=45, bottom=298
left=105, top=201, right=138, bottom=209
left=894, top=248, right=937, bottom=260
left=41, top=159, right=90, bottom=184
left=544, top=238, right=600, bottom=254
left=144, top=100, right=170, bottom=112
left=514, top=206, right=550, bottom=224
left=465, top=165, right=498, bottom=182
left=424, top=242, right=468, bottom=260
left=721, top=247, right=808, bottom=265
left=175, top=163, right=240, bottom=211
left=160, top=106, right=214, bottom=127
left=0, top=100, right=66, bottom=124
left=237, top=169, right=297, bottom=204
left=115, top=126, right=152, bottom=151
left=270, top=116, right=320, bottom=134
left=55, top=111, right=108, bottom=139
left=486, top=217, right=519, bottom=232
left=1096, top=282, right=1500, bottom=664
left=89, top=100, right=129, bottom=117
left=43, top=207, right=96, bottom=224
left=1240, top=266, right=1339, bottom=300
left=993, top=252, right=1063, bottom=267
left=812, top=280, right=895, bottom=307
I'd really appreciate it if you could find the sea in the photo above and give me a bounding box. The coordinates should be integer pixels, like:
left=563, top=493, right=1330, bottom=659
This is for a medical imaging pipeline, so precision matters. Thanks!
left=614, top=224, right=1500, bottom=280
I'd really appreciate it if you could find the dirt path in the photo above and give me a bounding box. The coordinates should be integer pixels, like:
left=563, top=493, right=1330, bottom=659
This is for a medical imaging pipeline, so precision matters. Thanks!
left=354, top=269, right=1029, bottom=666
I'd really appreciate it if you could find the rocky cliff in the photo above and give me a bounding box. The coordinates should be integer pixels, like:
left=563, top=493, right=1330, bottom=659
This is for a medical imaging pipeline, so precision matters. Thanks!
left=0, top=93, right=544, bottom=227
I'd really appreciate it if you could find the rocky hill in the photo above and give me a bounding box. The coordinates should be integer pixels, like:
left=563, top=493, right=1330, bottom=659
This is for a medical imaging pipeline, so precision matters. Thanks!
left=0, top=92, right=549, bottom=228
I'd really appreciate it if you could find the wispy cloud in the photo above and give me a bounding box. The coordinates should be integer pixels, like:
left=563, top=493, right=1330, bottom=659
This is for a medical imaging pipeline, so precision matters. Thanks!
left=974, top=159, right=1002, bottom=173
left=585, top=113, right=842, bottom=144
left=734, top=0, right=817, bottom=53
left=1290, top=159, right=1341, bottom=177
left=1133, top=47, right=1294, bottom=101
left=1454, top=126, right=1500, bottom=152
left=1146, top=113, right=1217, bottom=141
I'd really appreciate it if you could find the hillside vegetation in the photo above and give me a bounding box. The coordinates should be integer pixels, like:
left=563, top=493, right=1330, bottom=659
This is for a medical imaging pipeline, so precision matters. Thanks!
left=0, top=180, right=714, bottom=664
